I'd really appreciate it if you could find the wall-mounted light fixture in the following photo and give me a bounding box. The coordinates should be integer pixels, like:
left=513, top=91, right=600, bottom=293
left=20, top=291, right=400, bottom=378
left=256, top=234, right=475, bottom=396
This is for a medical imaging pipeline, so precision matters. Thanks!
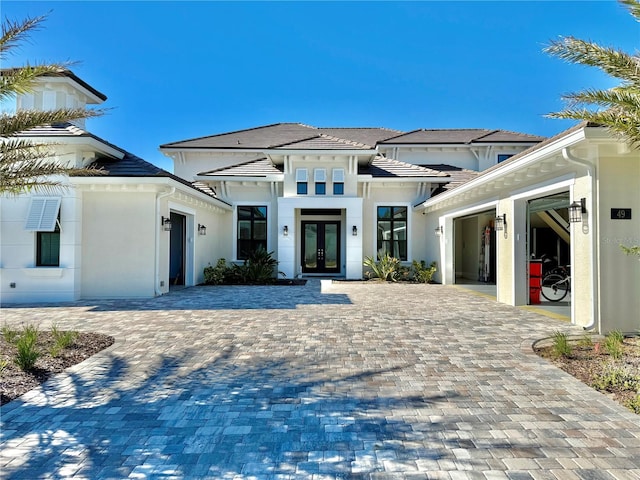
left=198, top=224, right=207, bottom=236
left=434, top=225, right=443, bottom=237
left=568, top=198, right=587, bottom=223
left=495, top=213, right=507, bottom=238
left=352, top=225, right=358, bottom=236
left=161, top=216, right=172, bottom=231
left=283, top=225, right=288, bottom=237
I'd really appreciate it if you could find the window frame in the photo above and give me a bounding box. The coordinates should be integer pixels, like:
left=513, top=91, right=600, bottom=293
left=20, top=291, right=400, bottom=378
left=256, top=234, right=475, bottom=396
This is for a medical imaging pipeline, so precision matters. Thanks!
left=36, top=221, right=61, bottom=267
left=295, top=168, right=308, bottom=195
left=332, top=168, right=345, bottom=195
left=375, top=205, right=409, bottom=261
left=498, top=154, right=514, bottom=163
left=235, top=205, right=269, bottom=261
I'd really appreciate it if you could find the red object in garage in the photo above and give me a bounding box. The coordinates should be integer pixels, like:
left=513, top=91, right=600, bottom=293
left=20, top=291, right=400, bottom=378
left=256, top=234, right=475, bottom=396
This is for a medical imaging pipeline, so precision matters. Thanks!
left=530, top=260, right=542, bottom=304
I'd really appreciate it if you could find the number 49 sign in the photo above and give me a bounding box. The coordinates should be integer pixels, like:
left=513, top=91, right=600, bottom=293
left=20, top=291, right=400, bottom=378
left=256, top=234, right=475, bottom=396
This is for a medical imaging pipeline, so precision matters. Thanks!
left=611, top=208, right=632, bottom=220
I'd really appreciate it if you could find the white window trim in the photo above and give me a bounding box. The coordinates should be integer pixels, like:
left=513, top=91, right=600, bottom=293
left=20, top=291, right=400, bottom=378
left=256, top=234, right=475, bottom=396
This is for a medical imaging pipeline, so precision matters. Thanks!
left=314, top=168, right=326, bottom=182
left=332, top=168, right=345, bottom=183
left=295, top=168, right=308, bottom=182
left=25, top=197, right=61, bottom=231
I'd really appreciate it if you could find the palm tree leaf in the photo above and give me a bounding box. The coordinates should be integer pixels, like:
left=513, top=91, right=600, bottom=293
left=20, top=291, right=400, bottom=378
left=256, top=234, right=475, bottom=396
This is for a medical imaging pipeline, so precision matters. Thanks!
left=0, top=64, right=73, bottom=101
left=1, top=108, right=104, bottom=136
left=545, top=36, right=640, bottom=85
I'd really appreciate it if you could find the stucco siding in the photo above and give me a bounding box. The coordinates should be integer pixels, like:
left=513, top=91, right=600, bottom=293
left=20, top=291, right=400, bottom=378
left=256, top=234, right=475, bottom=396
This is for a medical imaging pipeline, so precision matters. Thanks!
left=596, top=153, right=640, bottom=333
left=81, top=192, right=156, bottom=298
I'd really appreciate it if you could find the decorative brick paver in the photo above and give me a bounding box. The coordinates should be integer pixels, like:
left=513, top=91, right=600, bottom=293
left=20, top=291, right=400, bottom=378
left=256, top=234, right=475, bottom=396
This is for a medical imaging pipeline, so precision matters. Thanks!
left=1, top=281, right=639, bottom=479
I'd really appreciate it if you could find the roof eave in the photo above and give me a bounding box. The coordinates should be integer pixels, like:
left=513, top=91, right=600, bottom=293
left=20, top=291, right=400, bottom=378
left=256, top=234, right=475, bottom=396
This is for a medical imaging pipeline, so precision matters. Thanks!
left=419, top=127, right=588, bottom=210
left=194, top=174, right=284, bottom=182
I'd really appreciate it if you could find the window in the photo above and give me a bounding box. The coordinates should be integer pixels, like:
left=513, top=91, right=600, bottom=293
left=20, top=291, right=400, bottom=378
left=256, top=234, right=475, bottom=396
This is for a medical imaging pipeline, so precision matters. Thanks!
left=237, top=206, right=267, bottom=260
left=314, top=168, right=326, bottom=195
left=296, top=168, right=308, bottom=195
left=37, top=223, right=60, bottom=266
left=332, top=168, right=344, bottom=195
left=377, top=206, right=407, bottom=260
left=498, top=154, right=514, bottom=163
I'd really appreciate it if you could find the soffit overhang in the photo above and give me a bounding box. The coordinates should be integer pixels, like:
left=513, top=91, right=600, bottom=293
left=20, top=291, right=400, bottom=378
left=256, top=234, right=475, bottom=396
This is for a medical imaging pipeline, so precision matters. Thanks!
left=418, top=127, right=591, bottom=212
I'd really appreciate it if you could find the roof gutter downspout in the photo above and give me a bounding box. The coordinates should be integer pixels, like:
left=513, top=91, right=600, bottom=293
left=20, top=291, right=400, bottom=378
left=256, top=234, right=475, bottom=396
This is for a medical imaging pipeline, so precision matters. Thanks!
left=562, top=147, right=598, bottom=331
left=155, top=187, right=175, bottom=296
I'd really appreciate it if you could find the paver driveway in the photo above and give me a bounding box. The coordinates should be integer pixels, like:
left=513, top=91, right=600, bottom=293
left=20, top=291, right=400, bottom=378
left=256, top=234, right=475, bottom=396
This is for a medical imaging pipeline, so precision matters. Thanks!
left=1, top=281, right=639, bottom=479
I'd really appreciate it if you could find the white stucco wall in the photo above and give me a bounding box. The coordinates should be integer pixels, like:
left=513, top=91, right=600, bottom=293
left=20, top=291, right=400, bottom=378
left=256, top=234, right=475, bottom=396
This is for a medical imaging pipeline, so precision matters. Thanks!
left=0, top=191, right=83, bottom=303
left=81, top=191, right=157, bottom=298
left=596, top=152, right=640, bottom=333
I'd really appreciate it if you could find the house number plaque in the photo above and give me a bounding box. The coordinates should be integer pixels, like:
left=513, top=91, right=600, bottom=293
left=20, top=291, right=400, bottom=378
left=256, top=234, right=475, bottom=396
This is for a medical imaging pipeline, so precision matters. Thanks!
left=611, top=208, right=632, bottom=220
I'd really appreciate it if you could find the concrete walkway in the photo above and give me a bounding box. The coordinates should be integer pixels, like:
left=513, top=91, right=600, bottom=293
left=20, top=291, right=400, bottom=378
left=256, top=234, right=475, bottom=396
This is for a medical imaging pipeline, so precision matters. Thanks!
left=1, top=281, right=639, bottom=479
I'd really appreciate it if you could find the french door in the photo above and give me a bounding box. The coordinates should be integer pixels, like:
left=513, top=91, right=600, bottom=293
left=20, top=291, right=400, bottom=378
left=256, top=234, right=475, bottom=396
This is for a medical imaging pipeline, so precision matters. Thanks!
left=302, top=221, right=340, bottom=274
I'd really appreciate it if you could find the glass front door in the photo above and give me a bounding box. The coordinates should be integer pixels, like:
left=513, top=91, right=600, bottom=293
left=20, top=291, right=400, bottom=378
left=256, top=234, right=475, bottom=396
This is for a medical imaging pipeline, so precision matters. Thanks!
left=302, top=221, right=340, bottom=274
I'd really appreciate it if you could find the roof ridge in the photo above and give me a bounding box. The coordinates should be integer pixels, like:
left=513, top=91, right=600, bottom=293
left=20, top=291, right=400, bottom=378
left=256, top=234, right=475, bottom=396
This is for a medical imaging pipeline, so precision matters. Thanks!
left=160, top=123, right=312, bottom=147
left=269, top=134, right=322, bottom=148
left=319, top=133, right=369, bottom=149
left=198, top=157, right=270, bottom=175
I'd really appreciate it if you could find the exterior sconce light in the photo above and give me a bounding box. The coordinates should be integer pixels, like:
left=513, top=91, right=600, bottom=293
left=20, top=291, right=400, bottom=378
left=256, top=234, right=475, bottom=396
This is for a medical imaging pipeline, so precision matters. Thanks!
left=352, top=225, right=358, bottom=236
left=283, top=225, right=288, bottom=237
left=495, top=213, right=507, bottom=238
left=198, top=224, right=207, bottom=236
left=568, top=198, right=587, bottom=223
left=161, top=216, right=172, bottom=231
left=434, top=226, right=443, bottom=237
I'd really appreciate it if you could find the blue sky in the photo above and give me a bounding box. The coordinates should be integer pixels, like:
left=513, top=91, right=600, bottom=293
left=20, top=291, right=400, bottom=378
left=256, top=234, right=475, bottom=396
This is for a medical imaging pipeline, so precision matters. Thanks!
left=3, top=1, right=638, bottom=172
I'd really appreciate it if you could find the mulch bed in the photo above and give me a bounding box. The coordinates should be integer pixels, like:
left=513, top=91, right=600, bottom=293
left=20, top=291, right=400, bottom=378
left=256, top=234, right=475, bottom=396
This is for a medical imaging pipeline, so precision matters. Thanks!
left=0, top=332, right=114, bottom=406
left=534, top=335, right=640, bottom=413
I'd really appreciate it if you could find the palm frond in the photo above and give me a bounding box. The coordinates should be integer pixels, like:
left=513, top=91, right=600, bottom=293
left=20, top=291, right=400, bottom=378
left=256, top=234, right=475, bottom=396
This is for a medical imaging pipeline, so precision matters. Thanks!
left=547, top=107, right=640, bottom=147
left=620, top=0, right=640, bottom=22
left=0, top=14, right=46, bottom=58
left=560, top=87, right=640, bottom=112
left=0, top=63, right=72, bottom=101
left=544, top=36, right=640, bottom=85
left=1, top=108, right=104, bottom=136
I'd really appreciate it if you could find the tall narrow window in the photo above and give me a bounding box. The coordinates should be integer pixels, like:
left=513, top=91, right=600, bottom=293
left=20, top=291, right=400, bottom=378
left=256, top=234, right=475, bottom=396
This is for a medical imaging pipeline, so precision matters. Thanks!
left=314, top=168, right=326, bottom=195
left=377, top=206, right=408, bottom=261
left=332, top=168, right=345, bottom=195
left=37, top=222, right=60, bottom=266
left=237, top=206, right=267, bottom=260
left=296, top=168, right=308, bottom=195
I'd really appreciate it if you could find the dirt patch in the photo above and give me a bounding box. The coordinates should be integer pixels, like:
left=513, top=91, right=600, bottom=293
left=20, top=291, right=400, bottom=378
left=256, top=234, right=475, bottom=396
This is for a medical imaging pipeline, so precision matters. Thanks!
left=534, top=335, right=640, bottom=413
left=0, top=331, right=114, bottom=406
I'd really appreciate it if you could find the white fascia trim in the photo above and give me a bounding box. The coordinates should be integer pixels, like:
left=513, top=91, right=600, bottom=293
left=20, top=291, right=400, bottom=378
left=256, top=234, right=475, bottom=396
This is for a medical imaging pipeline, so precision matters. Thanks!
left=25, top=136, right=124, bottom=159
left=357, top=175, right=436, bottom=183
left=420, top=128, right=587, bottom=209
left=440, top=199, right=499, bottom=219
left=71, top=176, right=232, bottom=210
left=40, top=76, right=105, bottom=104
left=193, top=175, right=284, bottom=183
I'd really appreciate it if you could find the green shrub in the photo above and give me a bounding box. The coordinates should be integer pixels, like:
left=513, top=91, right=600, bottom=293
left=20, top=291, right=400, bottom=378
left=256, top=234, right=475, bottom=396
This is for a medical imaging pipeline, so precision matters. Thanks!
left=604, top=331, right=625, bottom=360
left=364, top=253, right=401, bottom=282
left=2, top=325, right=19, bottom=344
left=204, top=258, right=228, bottom=285
left=577, top=333, right=594, bottom=348
left=551, top=331, right=572, bottom=358
left=205, top=249, right=283, bottom=285
left=49, top=323, right=78, bottom=357
left=592, top=363, right=640, bottom=392
left=412, top=260, right=437, bottom=283
left=15, top=324, right=40, bottom=371
left=626, top=394, right=640, bottom=414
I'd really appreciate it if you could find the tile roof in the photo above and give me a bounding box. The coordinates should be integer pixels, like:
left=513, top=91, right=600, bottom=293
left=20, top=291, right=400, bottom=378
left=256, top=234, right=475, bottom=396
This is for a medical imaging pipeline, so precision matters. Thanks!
left=379, top=129, right=545, bottom=144
left=274, top=134, right=370, bottom=150
left=198, top=158, right=284, bottom=177
left=17, top=122, right=225, bottom=202
left=161, top=123, right=321, bottom=149
left=420, top=164, right=481, bottom=194
left=359, top=156, right=450, bottom=178
left=162, top=123, right=546, bottom=151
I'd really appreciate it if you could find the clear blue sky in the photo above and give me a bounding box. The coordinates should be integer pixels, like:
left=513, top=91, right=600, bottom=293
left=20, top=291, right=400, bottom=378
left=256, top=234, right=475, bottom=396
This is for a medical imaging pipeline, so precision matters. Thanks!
left=3, top=1, right=638, bottom=172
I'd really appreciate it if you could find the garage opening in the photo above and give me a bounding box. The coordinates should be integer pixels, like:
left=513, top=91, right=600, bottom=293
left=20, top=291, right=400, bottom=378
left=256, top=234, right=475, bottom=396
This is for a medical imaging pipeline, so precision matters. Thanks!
left=454, top=211, right=496, bottom=285
left=528, top=192, right=571, bottom=306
